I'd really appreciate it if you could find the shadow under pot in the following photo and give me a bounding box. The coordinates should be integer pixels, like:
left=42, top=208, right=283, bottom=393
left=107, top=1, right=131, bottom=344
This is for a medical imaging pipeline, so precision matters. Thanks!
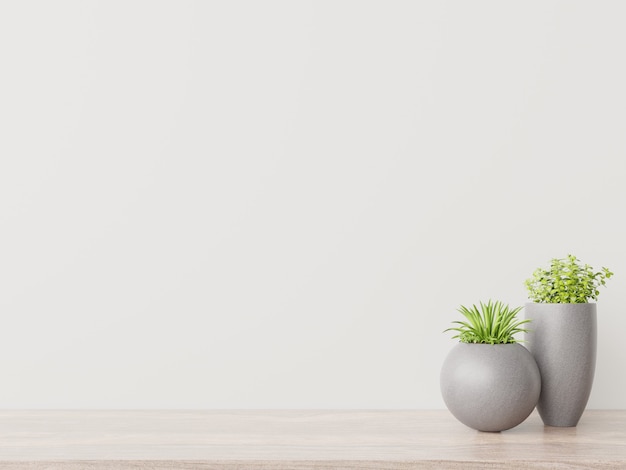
left=440, top=342, right=541, bottom=432
left=524, top=302, right=597, bottom=427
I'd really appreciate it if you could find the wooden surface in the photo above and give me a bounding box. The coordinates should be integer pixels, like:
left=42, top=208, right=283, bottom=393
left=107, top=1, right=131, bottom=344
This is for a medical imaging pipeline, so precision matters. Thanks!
left=0, top=410, right=625, bottom=468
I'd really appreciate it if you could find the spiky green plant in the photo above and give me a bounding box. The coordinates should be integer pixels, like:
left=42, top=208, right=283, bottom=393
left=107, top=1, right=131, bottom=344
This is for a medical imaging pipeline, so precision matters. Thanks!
left=445, top=300, right=529, bottom=344
left=525, top=254, right=613, bottom=303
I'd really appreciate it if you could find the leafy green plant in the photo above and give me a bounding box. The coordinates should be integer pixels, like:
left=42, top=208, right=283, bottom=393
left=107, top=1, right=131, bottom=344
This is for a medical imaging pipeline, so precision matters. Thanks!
left=444, top=300, right=529, bottom=344
left=525, top=254, right=613, bottom=303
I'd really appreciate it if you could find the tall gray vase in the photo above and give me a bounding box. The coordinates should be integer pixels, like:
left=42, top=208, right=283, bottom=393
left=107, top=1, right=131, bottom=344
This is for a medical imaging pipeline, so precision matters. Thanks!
left=524, top=303, right=597, bottom=427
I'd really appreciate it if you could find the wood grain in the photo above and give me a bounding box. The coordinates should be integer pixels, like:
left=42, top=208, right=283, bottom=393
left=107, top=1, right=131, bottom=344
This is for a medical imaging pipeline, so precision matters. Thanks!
left=0, top=410, right=624, bottom=468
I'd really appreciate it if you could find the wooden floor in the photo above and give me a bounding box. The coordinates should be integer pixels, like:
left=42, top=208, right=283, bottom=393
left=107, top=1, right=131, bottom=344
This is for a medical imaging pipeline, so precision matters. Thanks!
left=0, top=410, right=625, bottom=469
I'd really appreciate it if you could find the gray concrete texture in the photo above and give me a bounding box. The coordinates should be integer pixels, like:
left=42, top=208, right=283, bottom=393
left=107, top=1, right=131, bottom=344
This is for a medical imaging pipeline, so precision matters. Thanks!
left=525, top=303, right=597, bottom=427
left=440, top=343, right=541, bottom=432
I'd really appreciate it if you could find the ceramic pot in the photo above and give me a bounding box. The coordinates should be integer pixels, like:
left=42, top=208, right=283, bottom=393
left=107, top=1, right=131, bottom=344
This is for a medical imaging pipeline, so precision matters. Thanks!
left=525, top=302, right=597, bottom=427
left=440, top=343, right=541, bottom=432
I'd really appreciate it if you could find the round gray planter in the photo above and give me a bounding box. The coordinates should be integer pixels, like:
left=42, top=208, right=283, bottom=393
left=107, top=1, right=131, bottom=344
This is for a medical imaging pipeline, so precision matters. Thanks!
left=440, top=343, right=541, bottom=432
left=524, top=303, right=597, bottom=427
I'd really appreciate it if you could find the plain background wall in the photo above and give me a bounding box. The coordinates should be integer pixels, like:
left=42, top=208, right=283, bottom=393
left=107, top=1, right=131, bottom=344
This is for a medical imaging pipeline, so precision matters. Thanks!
left=1, top=0, right=625, bottom=409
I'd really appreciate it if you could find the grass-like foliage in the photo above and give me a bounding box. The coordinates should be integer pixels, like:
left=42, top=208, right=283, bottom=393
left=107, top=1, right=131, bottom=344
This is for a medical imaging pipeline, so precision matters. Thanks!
left=445, top=300, right=529, bottom=344
left=525, top=254, right=613, bottom=304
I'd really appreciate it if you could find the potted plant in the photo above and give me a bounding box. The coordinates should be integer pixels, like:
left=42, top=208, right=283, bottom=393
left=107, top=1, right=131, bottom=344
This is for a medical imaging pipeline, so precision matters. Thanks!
left=440, top=300, right=541, bottom=432
left=525, top=254, right=613, bottom=427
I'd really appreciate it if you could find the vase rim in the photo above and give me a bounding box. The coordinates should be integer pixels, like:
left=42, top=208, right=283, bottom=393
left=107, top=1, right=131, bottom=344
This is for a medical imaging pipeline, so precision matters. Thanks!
left=455, top=342, right=522, bottom=346
left=525, top=301, right=597, bottom=305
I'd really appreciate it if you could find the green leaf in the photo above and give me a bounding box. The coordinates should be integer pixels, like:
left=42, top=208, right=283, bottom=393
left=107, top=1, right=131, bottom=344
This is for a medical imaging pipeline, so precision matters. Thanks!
left=445, top=300, right=527, bottom=344
left=524, top=255, right=613, bottom=303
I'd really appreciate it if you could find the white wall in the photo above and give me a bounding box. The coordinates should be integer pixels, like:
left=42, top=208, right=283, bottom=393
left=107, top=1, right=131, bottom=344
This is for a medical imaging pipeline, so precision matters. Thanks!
left=1, top=0, right=625, bottom=409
